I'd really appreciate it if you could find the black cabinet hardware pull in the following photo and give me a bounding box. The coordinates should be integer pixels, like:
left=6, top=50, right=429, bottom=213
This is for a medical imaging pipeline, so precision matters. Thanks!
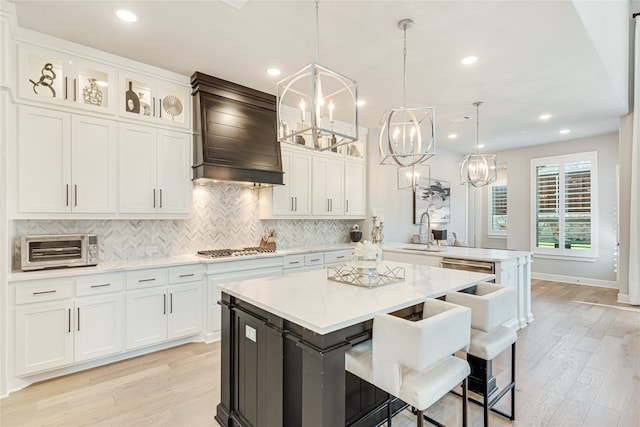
left=77, top=307, right=80, bottom=331
left=68, top=308, right=71, bottom=333
left=90, top=283, right=111, bottom=288
left=289, top=261, right=300, bottom=265
left=139, top=278, right=156, bottom=283
left=170, top=293, right=173, bottom=313
left=310, top=258, right=320, bottom=262
left=153, top=189, right=156, bottom=208
left=74, top=184, right=78, bottom=207
left=153, top=97, right=156, bottom=117
left=64, top=77, right=68, bottom=100
left=337, top=255, right=345, bottom=259
left=163, top=294, right=166, bottom=315
left=73, top=78, right=77, bottom=102
left=33, top=290, right=56, bottom=295
left=159, top=189, right=163, bottom=208
left=179, top=273, right=194, bottom=278
left=66, top=184, right=69, bottom=206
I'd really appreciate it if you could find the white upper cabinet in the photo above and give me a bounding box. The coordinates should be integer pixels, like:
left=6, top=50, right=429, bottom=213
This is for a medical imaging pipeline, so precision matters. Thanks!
left=263, top=144, right=312, bottom=217
left=119, top=71, right=191, bottom=130
left=118, top=122, right=192, bottom=215
left=18, top=44, right=117, bottom=114
left=344, top=159, right=366, bottom=217
left=312, top=154, right=344, bottom=216
left=18, top=106, right=117, bottom=214
left=261, top=140, right=366, bottom=219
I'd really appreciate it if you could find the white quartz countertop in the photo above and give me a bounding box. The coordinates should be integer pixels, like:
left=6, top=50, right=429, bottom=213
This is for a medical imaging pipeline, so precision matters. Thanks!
left=218, top=261, right=494, bottom=334
left=8, top=244, right=357, bottom=281
left=383, top=242, right=532, bottom=262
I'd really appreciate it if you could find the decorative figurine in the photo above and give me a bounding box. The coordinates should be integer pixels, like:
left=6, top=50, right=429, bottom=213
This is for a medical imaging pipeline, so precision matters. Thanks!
left=29, top=63, right=57, bottom=97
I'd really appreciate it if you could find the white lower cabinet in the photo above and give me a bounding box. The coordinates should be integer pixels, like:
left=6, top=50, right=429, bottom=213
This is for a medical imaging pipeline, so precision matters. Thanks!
left=12, top=265, right=202, bottom=378
left=13, top=274, right=124, bottom=376
left=126, top=287, right=167, bottom=349
left=125, top=265, right=202, bottom=350
left=15, top=300, right=74, bottom=376
left=74, top=293, right=124, bottom=362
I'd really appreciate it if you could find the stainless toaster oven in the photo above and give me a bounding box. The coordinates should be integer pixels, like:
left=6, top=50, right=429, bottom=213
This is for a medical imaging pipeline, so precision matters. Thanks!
left=21, top=234, right=98, bottom=271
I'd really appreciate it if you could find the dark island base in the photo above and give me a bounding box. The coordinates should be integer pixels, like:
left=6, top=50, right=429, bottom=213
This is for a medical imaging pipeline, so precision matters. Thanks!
left=215, top=292, right=424, bottom=427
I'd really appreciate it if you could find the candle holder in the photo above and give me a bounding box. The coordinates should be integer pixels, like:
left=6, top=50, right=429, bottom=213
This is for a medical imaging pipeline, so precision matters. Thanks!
left=379, top=221, right=385, bottom=244
left=371, top=216, right=382, bottom=244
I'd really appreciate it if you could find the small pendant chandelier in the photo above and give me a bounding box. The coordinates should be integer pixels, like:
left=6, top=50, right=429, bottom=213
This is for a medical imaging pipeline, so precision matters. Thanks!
left=460, top=102, right=497, bottom=187
left=277, top=0, right=359, bottom=152
left=379, top=18, right=436, bottom=171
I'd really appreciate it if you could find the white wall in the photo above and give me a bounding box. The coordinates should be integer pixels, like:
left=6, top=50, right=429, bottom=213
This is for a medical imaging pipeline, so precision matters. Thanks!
left=497, top=132, right=619, bottom=285
left=367, top=130, right=467, bottom=245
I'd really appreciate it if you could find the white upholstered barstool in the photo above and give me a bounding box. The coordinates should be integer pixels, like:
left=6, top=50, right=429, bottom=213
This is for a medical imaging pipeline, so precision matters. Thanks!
left=446, top=283, right=517, bottom=427
left=345, top=299, right=472, bottom=427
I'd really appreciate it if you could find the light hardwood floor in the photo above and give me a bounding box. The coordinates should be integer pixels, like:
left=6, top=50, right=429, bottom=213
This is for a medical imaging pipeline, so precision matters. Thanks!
left=1, top=280, right=638, bottom=426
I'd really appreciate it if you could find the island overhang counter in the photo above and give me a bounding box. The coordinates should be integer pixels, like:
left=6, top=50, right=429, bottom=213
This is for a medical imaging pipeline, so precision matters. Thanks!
left=215, top=261, right=495, bottom=427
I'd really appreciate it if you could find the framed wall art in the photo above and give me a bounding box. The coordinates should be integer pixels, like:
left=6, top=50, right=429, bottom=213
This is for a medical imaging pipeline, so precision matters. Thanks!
left=413, top=178, right=451, bottom=224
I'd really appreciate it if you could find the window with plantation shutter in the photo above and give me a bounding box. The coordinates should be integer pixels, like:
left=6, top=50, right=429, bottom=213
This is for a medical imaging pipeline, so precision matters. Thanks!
left=488, top=180, right=507, bottom=236
left=531, top=152, right=597, bottom=258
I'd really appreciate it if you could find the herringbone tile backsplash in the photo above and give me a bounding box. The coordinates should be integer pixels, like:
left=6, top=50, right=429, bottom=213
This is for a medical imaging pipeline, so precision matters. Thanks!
left=13, top=186, right=361, bottom=266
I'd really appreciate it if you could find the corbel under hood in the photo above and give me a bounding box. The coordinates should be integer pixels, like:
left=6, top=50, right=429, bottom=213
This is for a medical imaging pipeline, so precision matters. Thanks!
left=191, top=72, right=283, bottom=187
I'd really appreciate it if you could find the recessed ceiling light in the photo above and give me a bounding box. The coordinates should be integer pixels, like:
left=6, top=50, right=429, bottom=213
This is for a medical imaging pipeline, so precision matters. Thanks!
left=477, top=144, right=485, bottom=149
left=559, top=129, right=570, bottom=134
left=95, top=80, right=109, bottom=87
left=461, top=56, right=478, bottom=65
left=448, top=133, right=458, bottom=139
left=357, top=99, right=366, bottom=106
left=115, top=9, right=138, bottom=23
left=539, top=114, right=552, bottom=120
left=266, top=68, right=281, bottom=76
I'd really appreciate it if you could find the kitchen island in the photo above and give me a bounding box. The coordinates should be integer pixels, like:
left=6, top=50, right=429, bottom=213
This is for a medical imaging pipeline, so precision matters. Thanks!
left=383, top=242, right=533, bottom=330
left=215, top=261, right=494, bottom=427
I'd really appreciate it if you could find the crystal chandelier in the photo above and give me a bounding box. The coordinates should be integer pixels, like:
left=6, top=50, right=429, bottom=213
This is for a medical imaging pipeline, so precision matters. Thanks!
left=379, top=18, right=435, bottom=169
left=460, top=102, right=497, bottom=187
left=277, top=0, right=359, bottom=152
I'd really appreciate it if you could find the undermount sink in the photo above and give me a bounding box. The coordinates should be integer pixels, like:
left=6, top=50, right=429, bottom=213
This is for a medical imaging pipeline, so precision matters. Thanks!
left=399, top=247, right=447, bottom=253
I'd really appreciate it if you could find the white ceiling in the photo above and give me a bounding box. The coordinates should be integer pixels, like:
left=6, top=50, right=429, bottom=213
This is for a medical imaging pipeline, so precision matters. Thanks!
left=8, top=0, right=632, bottom=154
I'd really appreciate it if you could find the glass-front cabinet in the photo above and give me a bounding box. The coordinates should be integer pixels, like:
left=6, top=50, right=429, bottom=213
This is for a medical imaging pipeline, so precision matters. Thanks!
left=119, top=72, right=190, bottom=129
left=18, top=44, right=116, bottom=114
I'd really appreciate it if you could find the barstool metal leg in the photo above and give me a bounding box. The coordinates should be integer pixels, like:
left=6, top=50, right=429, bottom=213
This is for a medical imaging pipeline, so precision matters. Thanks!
left=484, top=359, right=490, bottom=427
left=510, top=342, right=516, bottom=420
left=462, top=377, right=468, bottom=427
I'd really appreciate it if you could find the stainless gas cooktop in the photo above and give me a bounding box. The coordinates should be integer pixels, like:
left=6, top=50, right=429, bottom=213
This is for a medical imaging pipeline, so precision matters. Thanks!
left=196, top=247, right=276, bottom=258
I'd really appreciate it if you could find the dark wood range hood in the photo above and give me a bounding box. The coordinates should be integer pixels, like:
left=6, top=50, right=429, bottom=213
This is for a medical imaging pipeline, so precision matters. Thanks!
left=191, top=72, right=283, bottom=186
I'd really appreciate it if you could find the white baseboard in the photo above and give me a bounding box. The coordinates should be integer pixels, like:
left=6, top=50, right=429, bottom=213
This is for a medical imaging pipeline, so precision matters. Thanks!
left=203, top=331, right=221, bottom=344
left=617, top=293, right=630, bottom=304
left=531, top=272, right=618, bottom=289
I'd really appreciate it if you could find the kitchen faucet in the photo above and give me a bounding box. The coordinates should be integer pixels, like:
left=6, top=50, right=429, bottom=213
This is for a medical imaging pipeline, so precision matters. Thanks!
left=418, top=211, right=433, bottom=247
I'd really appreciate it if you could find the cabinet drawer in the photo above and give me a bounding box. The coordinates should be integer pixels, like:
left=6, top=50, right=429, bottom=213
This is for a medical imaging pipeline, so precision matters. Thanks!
left=126, top=268, right=168, bottom=290
left=283, top=254, right=305, bottom=269
left=304, top=253, right=324, bottom=267
left=15, top=280, right=73, bottom=304
left=169, top=265, right=203, bottom=284
left=76, top=273, right=124, bottom=297
left=324, top=250, right=351, bottom=264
